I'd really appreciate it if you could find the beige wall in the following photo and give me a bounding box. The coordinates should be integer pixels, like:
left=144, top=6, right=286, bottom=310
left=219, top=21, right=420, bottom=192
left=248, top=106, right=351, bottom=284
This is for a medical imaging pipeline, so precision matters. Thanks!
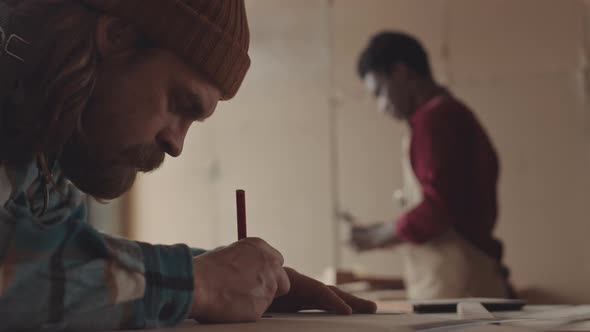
left=132, top=0, right=590, bottom=302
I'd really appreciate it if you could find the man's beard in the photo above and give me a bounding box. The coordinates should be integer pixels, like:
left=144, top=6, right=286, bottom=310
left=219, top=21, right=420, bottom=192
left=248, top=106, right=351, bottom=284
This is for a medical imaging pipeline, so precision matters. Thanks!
left=59, top=135, right=165, bottom=200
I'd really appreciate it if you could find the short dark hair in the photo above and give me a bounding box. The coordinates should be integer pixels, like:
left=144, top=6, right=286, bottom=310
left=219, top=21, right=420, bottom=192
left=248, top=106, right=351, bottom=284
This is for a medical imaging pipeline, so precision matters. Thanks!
left=357, top=31, right=432, bottom=79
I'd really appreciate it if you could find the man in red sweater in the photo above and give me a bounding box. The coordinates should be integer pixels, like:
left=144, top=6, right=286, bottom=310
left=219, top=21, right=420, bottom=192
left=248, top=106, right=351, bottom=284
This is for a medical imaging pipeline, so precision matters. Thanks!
left=351, top=32, right=513, bottom=299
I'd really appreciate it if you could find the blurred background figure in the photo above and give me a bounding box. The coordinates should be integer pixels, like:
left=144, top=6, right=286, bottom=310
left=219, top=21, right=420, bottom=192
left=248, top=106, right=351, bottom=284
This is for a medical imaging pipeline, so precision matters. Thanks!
left=350, top=32, right=514, bottom=300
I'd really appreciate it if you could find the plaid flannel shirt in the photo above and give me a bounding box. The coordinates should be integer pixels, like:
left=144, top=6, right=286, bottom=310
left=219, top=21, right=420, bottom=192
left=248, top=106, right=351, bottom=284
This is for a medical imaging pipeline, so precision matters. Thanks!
left=0, top=160, right=205, bottom=331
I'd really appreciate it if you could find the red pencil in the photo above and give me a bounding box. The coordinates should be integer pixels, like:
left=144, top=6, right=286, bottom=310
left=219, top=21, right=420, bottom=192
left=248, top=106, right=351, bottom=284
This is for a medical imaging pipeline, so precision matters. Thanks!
left=236, top=189, right=247, bottom=240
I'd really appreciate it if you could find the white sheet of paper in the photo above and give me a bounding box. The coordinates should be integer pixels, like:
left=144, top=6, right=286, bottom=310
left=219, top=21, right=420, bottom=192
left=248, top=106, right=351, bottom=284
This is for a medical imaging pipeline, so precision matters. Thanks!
left=457, top=302, right=495, bottom=320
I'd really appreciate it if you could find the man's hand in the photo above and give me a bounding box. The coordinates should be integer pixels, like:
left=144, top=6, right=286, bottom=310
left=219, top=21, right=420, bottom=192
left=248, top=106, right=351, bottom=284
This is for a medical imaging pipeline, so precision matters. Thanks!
left=269, top=268, right=377, bottom=314
left=350, top=221, right=399, bottom=251
left=190, top=238, right=291, bottom=323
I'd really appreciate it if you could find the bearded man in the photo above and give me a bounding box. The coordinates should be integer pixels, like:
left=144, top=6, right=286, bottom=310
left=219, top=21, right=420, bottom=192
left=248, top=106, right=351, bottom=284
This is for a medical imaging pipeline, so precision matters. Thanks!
left=0, top=1, right=376, bottom=331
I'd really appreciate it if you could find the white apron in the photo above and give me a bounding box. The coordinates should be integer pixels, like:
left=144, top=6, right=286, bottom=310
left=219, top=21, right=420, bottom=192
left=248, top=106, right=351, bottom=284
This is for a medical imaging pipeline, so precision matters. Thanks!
left=398, top=135, right=508, bottom=300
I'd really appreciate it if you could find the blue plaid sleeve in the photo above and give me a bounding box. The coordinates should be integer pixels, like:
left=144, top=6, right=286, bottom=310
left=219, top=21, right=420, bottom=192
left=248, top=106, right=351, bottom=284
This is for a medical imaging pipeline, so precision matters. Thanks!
left=0, top=162, right=200, bottom=331
left=132, top=241, right=195, bottom=329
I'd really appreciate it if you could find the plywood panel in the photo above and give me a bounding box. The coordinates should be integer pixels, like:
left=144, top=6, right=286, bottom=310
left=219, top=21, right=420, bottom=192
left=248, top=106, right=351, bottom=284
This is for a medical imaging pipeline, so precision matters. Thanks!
left=452, top=72, right=590, bottom=303
left=448, top=0, right=586, bottom=82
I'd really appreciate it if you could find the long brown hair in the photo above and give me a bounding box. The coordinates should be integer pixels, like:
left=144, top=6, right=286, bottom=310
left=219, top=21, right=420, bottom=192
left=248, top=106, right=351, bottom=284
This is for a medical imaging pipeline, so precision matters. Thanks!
left=0, top=0, right=100, bottom=164
left=1, top=1, right=164, bottom=200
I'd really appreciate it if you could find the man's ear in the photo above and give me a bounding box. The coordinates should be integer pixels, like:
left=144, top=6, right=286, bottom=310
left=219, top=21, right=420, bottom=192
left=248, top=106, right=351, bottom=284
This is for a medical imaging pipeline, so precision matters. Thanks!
left=95, top=16, right=142, bottom=58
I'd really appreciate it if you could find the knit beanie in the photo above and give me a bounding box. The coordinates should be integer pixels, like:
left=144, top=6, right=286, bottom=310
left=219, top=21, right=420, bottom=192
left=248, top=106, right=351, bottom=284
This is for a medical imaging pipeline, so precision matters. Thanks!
left=80, top=0, right=250, bottom=100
